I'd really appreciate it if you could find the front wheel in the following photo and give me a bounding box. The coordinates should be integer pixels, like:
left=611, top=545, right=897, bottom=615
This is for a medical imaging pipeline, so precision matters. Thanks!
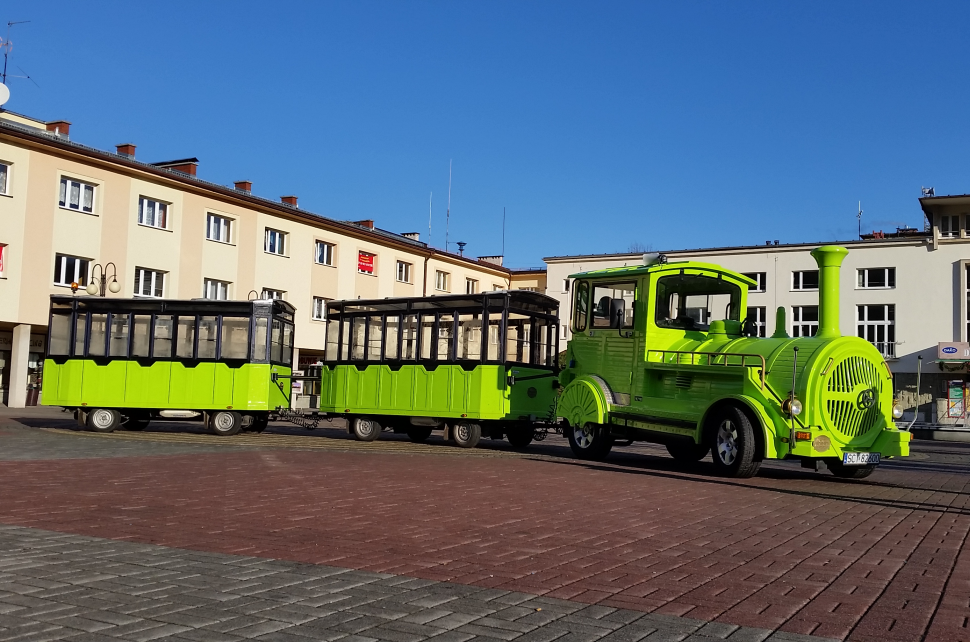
left=708, top=406, right=761, bottom=478
left=87, top=409, right=120, bottom=433
left=208, top=411, right=243, bottom=436
left=452, top=423, right=481, bottom=448
left=666, top=441, right=710, bottom=462
left=829, top=462, right=876, bottom=479
left=567, top=422, right=614, bottom=461
left=351, top=417, right=381, bottom=442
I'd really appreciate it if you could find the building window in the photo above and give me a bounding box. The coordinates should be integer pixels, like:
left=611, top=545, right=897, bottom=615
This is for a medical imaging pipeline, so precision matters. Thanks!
left=857, top=267, right=895, bottom=289
left=435, top=270, right=450, bottom=292
left=316, top=241, right=335, bottom=266
left=396, top=260, right=412, bottom=283
left=312, top=296, right=330, bottom=321
left=53, top=253, right=89, bottom=287
left=138, top=197, right=168, bottom=229
left=0, top=244, right=5, bottom=276
left=746, top=306, right=767, bottom=337
left=59, top=177, right=95, bottom=213
left=742, top=272, right=767, bottom=292
left=203, top=278, right=230, bottom=300
left=134, top=267, right=165, bottom=298
left=0, top=162, right=9, bottom=195
left=791, top=306, right=818, bottom=337
left=519, top=287, right=540, bottom=292
left=940, top=214, right=960, bottom=238
left=265, top=228, right=287, bottom=255
left=358, top=251, right=375, bottom=274
left=466, top=278, right=479, bottom=294
left=493, top=284, right=504, bottom=291
left=563, top=279, right=570, bottom=293
left=858, top=304, right=895, bottom=358
left=561, top=323, right=568, bottom=340
left=207, top=213, right=231, bottom=243
left=262, top=288, right=285, bottom=300
left=792, top=270, right=819, bottom=291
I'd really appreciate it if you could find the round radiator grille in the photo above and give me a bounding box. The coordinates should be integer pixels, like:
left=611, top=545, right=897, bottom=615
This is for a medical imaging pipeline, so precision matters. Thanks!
left=823, top=355, right=884, bottom=439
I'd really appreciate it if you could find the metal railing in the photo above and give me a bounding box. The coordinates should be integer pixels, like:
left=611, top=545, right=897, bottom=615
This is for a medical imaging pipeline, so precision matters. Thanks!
left=871, top=341, right=897, bottom=359
left=646, top=349, right=766, bottom=390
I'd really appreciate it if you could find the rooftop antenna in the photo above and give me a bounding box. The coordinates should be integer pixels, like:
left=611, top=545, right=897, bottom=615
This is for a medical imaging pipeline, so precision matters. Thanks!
left=1, top=21, right=31, bottom=87
left=857, top=201, right=863, bottom=238
left=445, top=159, right=452, bottom=253
left=428, top=191, right=432, bottom=247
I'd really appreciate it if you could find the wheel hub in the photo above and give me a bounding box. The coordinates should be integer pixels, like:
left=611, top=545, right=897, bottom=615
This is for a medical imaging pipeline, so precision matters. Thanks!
left=214, top=413, right=234, bottom=430
left=716, top=419, right=738, bottom=465
left=455, top=425, right=469, bottom=441
left=574, top=424, right=594, bottom=449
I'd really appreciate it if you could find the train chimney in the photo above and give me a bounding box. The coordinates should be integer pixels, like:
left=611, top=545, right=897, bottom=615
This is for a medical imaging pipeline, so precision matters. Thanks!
left=810, top=245, right=848, bottom=339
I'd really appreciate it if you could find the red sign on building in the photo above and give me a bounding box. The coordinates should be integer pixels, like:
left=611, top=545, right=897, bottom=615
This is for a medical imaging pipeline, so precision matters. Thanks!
left=358, top=251, right=374, bottom=274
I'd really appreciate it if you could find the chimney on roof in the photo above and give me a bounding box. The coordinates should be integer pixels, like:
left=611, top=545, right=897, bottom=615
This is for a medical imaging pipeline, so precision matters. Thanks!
left=478, top=255, right=504, bottom=266
left=234, top=180, right=252, bottom=193
left=153, top=158, right=199, bottom=176
left=116, top=143, right=136, bottom=159
left=354, top=219, right=375, bottom=230
left=281, top=195, right=298, bottom=207
left=401, top=232, right=420, bottom=241
left=46, top=120, right=71, bottom=137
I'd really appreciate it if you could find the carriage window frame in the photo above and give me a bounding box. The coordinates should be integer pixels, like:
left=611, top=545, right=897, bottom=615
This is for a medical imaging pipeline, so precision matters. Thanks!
left=654, top=272, right=743, bottom=332
left=572, top=280, right=590, bottom=333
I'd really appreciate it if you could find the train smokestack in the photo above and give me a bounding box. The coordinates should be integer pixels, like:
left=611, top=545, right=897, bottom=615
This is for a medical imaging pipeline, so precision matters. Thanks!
left=810, top=245, right=848, bottom=339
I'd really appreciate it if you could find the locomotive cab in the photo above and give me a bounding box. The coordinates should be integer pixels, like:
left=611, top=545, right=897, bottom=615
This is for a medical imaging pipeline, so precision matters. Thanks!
left=558, top=246, right=911, bottom=479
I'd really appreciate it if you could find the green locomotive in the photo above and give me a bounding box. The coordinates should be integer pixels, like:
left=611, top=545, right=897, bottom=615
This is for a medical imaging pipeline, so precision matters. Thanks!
left=42, top=295, right=295, bottom=435
left=318, top=290, right=560, bottom=447
left=558, top=245, right=910, bottom=478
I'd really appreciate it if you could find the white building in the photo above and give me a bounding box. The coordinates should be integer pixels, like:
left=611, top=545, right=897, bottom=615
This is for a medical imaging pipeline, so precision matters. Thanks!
left=545, top=193, right=970, bottom=424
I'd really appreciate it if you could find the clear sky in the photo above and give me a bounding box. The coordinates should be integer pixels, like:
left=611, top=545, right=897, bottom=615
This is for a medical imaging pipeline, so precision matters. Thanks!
left=3, top=1, right=968, bottom=267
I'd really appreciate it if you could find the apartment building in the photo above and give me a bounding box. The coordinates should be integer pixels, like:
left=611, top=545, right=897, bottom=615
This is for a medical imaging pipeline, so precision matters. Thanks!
left=0, top=109, right=519, bottom=407
left=545, top=194, right=970, bottom=424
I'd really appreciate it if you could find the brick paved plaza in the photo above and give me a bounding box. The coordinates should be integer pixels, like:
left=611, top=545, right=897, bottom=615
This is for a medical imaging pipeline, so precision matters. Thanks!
left=0, top=409, right=968, bottom=642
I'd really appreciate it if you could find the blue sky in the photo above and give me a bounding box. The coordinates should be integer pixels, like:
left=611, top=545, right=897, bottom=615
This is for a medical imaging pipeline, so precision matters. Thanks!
left=3, top=1, right=968, bottom=266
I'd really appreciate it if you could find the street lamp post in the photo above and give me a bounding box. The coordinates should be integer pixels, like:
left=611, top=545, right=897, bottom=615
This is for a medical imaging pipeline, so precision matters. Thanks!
left=79, top=262, right=121, bottom=297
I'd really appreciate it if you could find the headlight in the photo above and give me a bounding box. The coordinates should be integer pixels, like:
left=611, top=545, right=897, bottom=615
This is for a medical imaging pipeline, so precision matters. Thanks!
left=782, top=398, right=803, bottom=416
left=892, top=402, right=904, bottom=419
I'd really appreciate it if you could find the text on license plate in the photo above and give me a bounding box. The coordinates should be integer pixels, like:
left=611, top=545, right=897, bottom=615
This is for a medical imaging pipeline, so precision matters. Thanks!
left=843, top=452, right=880, bottom=465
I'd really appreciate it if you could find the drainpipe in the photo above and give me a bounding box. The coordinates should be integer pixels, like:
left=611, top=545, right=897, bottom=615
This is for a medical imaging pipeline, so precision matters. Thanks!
left=810, top=245, right=849, bottom=339
left=423, top=250, right=435, bottom=296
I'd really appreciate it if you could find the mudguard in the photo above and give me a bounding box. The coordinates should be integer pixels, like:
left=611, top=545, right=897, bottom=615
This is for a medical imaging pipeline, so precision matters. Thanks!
left=558, top=376, right=613, bottom=428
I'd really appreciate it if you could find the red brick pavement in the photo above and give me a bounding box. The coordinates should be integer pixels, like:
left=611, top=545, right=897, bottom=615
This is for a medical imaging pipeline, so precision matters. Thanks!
left=0, top=446, right=968, bottom=641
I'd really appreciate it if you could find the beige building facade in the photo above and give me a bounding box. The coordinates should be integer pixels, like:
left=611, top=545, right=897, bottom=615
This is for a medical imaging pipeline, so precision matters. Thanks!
left=0, top=109, right=522, bottom=407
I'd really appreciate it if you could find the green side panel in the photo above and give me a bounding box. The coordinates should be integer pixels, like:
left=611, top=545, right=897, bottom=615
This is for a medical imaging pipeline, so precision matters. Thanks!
left=41, top=359, right=84, bottom=406
left=80, top=360, right=129, bottom=406
left=169, top=363, right=217, bottom=407
left=125, top=362, right=173, bottom=407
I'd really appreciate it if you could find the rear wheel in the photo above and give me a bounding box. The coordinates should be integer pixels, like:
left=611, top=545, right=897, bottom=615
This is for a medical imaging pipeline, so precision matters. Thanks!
left=352, top=417, right=381, bottom=442
left=87, top=408, right=120, bottom=433
left=567, top=422, right=614, bottom=461
left=666, top=441, right=709, bottom=462
left=208, top=411, right=243, bottom=436
left=452, top=423, right=481, bottom=448
left=506, top=427, right=534, bottom=449
left=407, top=426, right=433, bottom=443
left=829, top=462, right=876, bottom=479
left=708, top=406, right=761, bottom=478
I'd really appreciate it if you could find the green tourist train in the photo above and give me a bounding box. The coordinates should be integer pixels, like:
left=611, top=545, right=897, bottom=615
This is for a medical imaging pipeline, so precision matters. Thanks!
left=317, top=290, right=560, bottom=448
left=557, top=245, right=911, bottom=478
left=41, top=295, right=295, bottom=435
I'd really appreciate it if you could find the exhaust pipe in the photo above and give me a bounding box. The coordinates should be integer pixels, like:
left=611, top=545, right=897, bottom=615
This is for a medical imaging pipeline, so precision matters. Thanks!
left=810, top=245, right=848, bottom=339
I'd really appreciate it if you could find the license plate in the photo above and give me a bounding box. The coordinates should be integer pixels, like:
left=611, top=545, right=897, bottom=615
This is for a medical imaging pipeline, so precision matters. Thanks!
left=842, top=452, right=880, bottom=466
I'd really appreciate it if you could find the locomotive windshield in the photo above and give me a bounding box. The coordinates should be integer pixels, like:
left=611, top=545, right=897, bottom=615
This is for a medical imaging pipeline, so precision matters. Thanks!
left=655, top=273, right=742, bottom=331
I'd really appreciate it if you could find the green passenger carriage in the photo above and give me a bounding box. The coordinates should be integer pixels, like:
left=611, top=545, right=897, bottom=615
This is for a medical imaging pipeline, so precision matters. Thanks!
left=318, top=290, right=560, bottom=447
left=558, top=245, right=911, bottom=478
left=42, top=295, right=295, bottom=435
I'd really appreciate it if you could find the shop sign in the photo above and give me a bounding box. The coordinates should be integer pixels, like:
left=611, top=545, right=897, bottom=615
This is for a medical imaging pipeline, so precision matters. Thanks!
left=939, top=342, right=970, bottom=360
left=0, top=332, right=47, bottom=352
left=358, top=251, right=374, bottom=274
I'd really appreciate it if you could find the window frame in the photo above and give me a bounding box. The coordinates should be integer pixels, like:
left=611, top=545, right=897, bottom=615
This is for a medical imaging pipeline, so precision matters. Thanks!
left=137, top=196, right=170, bottom=230
left=742, top=272, right=767, bottom=293
left=203, top=278, right=231, bottom=301
left=434, top=270, right=450, bottom=292
left=315, top=240, right=335, bottom=266
left=206, top=213, right=233, bottom=244
left=791, top=270, right=819, bottom=291
left=312, top=296, right=330, bottom=321
left=133, top=267, right=166, bottom=298
left=357, top=251, right=376, bottom=275
left=857, top=304, right=896, bottom=359
left=856, top=267, right=896, bottom=290
left=465, top=278, right=479, bottom=294
left=0, top=161, right=11, bottom=197
left=746, top=306, right=767, bottom=337
left=940, top=214, right=960, bottom=239
left=58, top=176, right=97, bottom=214
left=262, top=288, right=285, bottom=301
left=395, top=260, right=412, bottom=283
left=791, top=305, right=819, bottom=337
left=264, top=228, right=287, bottom=256
left=53, top=253, right=90, bottom=288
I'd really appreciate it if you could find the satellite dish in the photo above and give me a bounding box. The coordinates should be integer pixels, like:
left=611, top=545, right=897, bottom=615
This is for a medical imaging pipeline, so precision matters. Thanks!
left=0, top=84, right=9, bottom=106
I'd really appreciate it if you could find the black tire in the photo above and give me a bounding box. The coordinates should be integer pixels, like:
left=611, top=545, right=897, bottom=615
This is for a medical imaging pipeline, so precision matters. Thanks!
left=666, top=441, right=710, bottom=462
left=452, top=423, right=481, bottom=448
left=248, top=414, right=269, bottom=433
left=708, top=405, right=761, bottom=478
left=406, top=426, right=433, bottom=443
left=208, top=411, right=243, bottom=436
left=86, top=408, right=120, bottom=433
left=123, top=416, right=150, bottom=431
left=567, top=422, right=614, bottom=461
left=351, top=417, right=381, bottom=442
left=829, top=463, right=876, bottom=479
left=506, top=427, right=534, bottom=449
